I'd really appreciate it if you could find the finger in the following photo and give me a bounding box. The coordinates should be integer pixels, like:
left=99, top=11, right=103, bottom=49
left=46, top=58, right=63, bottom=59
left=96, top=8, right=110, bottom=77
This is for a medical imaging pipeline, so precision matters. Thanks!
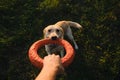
left=56, top=55, right=60, bottom=58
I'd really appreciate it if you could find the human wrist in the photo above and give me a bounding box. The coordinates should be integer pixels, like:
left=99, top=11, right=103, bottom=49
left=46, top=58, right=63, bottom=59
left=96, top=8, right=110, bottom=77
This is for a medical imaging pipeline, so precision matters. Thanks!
left=35, top=66, right=58, bottom=80
left=40, top=66, right=58, bottom=79
left=43, top=64, right=59, bottom=74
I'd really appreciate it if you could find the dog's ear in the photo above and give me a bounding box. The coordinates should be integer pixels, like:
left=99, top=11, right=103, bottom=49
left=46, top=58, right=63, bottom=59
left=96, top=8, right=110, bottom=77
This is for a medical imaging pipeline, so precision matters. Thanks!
left=59, top=28, right=64, bottom=39
left=43, top=28, right=46, bottom=34
left=43, top=28, right=47, bottom=38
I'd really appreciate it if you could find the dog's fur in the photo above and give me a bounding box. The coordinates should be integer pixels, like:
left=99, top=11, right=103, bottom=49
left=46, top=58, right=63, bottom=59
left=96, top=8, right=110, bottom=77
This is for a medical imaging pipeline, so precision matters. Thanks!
left=43, top=20, right=82, bottom=57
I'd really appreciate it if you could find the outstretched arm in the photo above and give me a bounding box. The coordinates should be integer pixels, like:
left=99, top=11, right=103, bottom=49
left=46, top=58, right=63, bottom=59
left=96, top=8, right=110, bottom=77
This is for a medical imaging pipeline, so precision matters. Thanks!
left=35, top=54, right=64, bottom=80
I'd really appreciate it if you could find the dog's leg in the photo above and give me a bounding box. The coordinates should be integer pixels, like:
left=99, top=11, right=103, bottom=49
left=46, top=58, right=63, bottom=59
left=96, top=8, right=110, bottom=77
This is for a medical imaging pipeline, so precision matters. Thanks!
left=60, top=49, right=65, bottom=57
left=66, top=27, right=79, bottom=50
left=45, top=45, right=51, bottom=55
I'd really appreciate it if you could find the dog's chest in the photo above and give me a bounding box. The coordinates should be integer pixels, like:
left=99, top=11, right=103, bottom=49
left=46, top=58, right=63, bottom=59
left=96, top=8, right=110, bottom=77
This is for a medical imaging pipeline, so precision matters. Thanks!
left=48, top=44, right=58, bottom=48
left=47, top=44, right=64, bottom=52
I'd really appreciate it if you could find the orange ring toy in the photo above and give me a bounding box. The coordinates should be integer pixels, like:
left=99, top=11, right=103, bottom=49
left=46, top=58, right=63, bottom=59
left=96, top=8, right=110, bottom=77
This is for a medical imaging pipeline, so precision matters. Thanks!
left=28, top=38, right=75, bottom=69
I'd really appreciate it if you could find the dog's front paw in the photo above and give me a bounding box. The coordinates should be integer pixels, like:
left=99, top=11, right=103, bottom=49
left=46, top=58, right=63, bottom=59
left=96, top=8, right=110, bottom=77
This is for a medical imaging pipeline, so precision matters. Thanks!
left=75, top=45, right=79, bottom=50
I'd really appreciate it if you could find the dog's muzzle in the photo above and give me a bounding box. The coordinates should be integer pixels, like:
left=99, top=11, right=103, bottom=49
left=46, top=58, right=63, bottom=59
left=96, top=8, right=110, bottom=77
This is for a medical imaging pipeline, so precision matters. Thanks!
left=51, top=36, right=58, bottom=40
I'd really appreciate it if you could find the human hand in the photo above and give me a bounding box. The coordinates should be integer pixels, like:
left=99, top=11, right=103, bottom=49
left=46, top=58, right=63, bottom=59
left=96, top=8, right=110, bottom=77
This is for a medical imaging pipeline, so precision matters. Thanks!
left=43, top=54, right=64, bottom=75
left=35, top=54, right=65, bottom=80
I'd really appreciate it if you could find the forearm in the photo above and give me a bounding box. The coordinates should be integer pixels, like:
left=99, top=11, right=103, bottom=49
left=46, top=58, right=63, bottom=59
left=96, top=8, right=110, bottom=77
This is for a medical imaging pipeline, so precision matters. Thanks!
left=35, top=54, right=64, bottom=80
left=35, top=67, right=57, bottom=80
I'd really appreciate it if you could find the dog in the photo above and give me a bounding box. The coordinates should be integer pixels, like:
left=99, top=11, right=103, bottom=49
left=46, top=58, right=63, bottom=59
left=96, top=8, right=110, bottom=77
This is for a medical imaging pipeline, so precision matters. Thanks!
left=43, top=20, right=82, bottom=57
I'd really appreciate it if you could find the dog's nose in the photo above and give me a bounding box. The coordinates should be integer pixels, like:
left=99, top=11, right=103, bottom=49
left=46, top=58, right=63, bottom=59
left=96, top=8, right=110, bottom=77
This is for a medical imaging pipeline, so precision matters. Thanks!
left=51, top=36, right=58, bottom=40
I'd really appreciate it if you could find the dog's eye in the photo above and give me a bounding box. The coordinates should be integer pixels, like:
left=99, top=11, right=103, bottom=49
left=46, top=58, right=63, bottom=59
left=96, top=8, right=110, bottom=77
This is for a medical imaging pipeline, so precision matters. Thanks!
left=48, top=29, right=51, bottom=32
left=56, top=29, right=60, bottom=32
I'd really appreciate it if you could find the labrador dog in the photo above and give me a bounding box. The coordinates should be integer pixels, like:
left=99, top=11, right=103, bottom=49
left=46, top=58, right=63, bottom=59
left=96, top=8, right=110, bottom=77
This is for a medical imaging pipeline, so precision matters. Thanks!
left=43, top=20, right=82, bottom=57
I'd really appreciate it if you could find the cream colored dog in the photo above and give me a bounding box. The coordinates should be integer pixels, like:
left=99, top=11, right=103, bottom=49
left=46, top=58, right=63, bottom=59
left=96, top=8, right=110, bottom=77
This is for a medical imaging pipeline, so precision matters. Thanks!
left=43, top=20, right=82, bottom=57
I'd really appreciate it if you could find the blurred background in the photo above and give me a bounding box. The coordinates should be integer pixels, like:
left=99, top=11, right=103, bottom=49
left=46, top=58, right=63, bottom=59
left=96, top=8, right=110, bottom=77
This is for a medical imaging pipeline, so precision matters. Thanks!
left=0, top=0, right=120, bottom=80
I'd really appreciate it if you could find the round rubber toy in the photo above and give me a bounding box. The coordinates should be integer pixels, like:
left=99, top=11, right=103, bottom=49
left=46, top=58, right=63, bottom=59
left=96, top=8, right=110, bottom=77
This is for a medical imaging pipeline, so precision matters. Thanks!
left=28, top=38, right=75, bottom=69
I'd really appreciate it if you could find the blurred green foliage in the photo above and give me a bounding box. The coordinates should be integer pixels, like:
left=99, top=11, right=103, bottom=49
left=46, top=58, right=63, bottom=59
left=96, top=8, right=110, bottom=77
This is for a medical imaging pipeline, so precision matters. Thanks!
left=0, top=0, right=120, bottom=80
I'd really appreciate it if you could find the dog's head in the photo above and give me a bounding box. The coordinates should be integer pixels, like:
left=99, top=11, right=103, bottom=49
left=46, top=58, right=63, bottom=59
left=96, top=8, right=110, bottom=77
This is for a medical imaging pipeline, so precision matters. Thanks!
left=43, top=25, right=64, bottom=40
